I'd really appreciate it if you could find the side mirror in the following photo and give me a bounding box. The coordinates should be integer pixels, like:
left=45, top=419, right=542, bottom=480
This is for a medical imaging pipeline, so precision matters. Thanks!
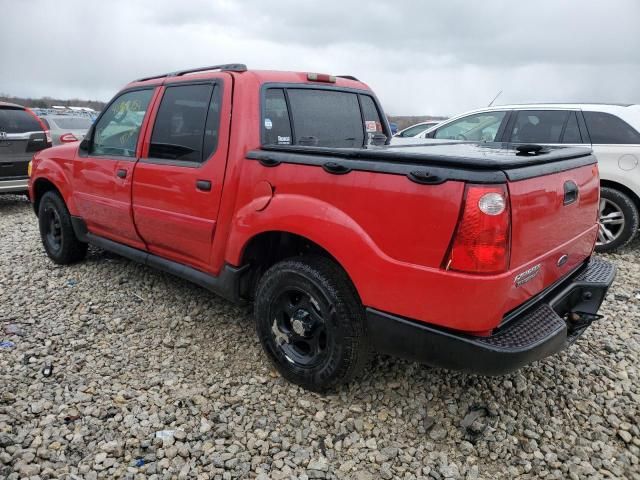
left=78, top=125, right=94, bottom=153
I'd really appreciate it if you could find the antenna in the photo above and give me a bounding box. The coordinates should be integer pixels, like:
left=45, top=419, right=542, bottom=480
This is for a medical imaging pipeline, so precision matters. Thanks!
left=487, top=90, right=503, bottom=107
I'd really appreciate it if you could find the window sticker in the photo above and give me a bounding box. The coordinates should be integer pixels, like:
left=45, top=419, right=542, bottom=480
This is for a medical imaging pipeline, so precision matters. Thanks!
left=277, top=136, right=291, bottom=145
left=264, top=118, right=273, bottom=130
left=365, top=120, right=377, bottom=132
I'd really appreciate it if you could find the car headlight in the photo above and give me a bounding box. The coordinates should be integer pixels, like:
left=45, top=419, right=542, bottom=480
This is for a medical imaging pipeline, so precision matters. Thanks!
left=28, top=160, right=32, bottom=177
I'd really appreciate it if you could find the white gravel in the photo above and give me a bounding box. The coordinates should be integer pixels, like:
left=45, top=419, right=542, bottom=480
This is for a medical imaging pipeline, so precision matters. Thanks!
left=1, top=194, right=638, bottom=479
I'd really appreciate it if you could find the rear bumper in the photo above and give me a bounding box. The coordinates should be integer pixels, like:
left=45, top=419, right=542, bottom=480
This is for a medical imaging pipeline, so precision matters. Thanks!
left=0, top=177, right=29, bottom=194
left=366, top=258, right=616, bottom=375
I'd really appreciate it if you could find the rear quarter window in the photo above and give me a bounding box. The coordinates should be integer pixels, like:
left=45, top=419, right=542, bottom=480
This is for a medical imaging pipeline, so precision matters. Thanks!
left=0, top=108, right=43, bottom=133
left=583, top=111, right=640, bottom=144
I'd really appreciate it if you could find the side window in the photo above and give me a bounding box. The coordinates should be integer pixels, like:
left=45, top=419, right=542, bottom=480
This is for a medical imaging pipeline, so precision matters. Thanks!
left=562, top=112, right=583, bottom=144
left=92, top=89, right=153, bottom=157
left=510, top=110, right=568, bottom=144
left=263, top=89, right=292, bottom=146
left=149, top=84, right=218, bottom=162
left=359, top=95, right=384, bottom=135
left=287, top=89, right=364, bottom=147
left=583, top=111, right=640, bottom=144
left=434, top=111, right=506, bottom=142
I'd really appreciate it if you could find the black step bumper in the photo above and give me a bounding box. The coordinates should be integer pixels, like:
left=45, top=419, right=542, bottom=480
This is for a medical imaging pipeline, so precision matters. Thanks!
left=366, top=258, right=616, bottom=375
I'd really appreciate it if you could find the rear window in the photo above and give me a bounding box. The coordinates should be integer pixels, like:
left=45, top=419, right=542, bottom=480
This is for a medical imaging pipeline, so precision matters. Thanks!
left=262, top=87, right=385, bottom=148
left=0, top=108, right=43, bottom=133
left=583, top=111, right=640, bottom=144
left=288, top=89, right=363, bottom=147
left=50, top=117, right=92, bottom=129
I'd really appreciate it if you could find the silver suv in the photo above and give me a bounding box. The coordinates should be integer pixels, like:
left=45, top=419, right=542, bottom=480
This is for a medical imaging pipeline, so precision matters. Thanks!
left=0, top=102, right=51, bottom=194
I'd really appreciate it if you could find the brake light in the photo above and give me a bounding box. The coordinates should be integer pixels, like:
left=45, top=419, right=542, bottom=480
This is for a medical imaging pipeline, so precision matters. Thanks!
left=60, top=133, right=78, bottom=143
left=307, top=73, right=336, bottom=83
left=444, top=184, right=511, bottom=274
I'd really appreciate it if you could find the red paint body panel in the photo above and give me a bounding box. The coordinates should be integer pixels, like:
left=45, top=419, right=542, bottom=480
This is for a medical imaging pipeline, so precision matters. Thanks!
left=29, top=142, right=78, bottom=214
left=509, top=165, right=599, bottom=268
left=28, top=69, right=601, bottom=336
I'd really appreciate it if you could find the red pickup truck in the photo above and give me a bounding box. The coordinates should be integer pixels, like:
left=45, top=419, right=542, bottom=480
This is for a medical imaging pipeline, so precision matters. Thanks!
left=28, top=64, right=615, bottom=391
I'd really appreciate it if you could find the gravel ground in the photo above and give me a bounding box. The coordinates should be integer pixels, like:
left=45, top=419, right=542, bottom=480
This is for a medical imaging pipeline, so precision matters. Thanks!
left=0, top=194, right=638, bottom=480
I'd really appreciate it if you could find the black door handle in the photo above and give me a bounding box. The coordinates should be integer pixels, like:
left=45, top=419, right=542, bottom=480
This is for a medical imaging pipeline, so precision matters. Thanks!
left=564, top=180, right=578, bottom=205
left=322, top=162, right=351, bottom=175
left=407, top=170, right=444, bottom=185
left=116, top=169, right=127, bottom=179
left=196, top=180, right=212, bottom=191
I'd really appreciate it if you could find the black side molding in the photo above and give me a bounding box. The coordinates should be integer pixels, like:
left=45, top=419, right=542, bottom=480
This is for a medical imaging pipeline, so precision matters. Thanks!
left=70, top=216, right=246, bottom=304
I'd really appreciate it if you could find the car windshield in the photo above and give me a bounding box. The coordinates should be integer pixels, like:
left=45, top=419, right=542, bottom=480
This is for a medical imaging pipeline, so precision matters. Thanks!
left=50, top=117, right=92, bottom=129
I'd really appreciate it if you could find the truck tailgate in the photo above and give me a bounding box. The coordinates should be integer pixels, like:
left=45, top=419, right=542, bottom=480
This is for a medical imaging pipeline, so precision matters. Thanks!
left=509, top=163, right=599, bottom=271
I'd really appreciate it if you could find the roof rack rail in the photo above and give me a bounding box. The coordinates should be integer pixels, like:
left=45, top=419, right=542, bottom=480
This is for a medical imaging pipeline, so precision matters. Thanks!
left=136, top=63, right=248, bottom=82
left=337, top=75, right=359, bottom=81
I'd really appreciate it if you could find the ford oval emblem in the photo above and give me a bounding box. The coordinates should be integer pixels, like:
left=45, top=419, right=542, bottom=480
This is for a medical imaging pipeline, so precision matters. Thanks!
left=557, top=254, right=569, bottom=267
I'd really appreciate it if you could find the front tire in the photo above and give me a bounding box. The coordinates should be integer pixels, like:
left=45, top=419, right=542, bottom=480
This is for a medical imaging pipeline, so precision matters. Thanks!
left=254, top=256, right=370, bottom=392
left=595, top=187, right=639, bottom=253
left=38, top=191, right=88, bottom=264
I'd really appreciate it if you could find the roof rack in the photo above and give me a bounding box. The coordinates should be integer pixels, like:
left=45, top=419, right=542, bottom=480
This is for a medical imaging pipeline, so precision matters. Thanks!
left=136, top=63, right=247, bottom=82
left=337, top=75, right=359, bottom=81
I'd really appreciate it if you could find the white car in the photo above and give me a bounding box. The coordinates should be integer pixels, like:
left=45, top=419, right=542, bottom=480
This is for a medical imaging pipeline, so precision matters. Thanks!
left=393, top=120, right=442, bottom=139
left=408, top=104, right=640, bottom=252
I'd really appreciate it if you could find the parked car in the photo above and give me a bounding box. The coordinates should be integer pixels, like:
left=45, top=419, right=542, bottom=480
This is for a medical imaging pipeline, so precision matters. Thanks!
left=409, top=104, right=640, bottom=252
left=388, top=121, right=398, bottom=135
left=28, top=65, right=614, bottom=392
left=39, top=115, right=92, bottom=145
left=0, top=101, right=51, bottom=195
left=394, top=120, right=442, bottom=138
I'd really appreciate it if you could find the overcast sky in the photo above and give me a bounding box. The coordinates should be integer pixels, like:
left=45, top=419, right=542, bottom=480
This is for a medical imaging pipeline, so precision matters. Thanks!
left=1, top=0, right=639, bottom=116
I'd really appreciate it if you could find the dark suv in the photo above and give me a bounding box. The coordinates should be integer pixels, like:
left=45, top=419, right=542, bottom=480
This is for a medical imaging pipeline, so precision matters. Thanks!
left=0, top=101, right=51, bottom=194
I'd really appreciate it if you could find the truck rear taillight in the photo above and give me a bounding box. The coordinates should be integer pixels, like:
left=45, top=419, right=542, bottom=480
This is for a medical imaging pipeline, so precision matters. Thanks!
left=444, top=184, right=511, bottom=274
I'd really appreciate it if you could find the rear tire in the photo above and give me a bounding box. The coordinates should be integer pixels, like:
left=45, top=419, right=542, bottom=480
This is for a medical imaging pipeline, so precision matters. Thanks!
left=254, top=256, right=370, bottom=392
left=38, top=191, right=88, bottom=264
left=595, top=187, right=639, bottom=253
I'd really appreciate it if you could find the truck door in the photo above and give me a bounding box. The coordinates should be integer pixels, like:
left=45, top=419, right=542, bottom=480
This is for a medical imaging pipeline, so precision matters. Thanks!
left=131, top=76, right=231, bottom=273
left=73, top=88, right=156, bottom=249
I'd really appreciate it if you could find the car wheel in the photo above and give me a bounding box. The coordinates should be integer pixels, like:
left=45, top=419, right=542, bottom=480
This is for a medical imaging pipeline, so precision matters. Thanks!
left=38, top=191, right=88, bottom=264
left=254, top=255, right=370, bottom=392
left=595, top=187, right=639, bottom=253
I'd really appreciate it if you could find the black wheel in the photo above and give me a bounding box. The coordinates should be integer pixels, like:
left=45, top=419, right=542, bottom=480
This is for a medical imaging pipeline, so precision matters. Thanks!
left=38, top=191, right=88, bottom=264
left=254, top=256, right=370, bottom=392
left=595, top=187, right=639, bottom=253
